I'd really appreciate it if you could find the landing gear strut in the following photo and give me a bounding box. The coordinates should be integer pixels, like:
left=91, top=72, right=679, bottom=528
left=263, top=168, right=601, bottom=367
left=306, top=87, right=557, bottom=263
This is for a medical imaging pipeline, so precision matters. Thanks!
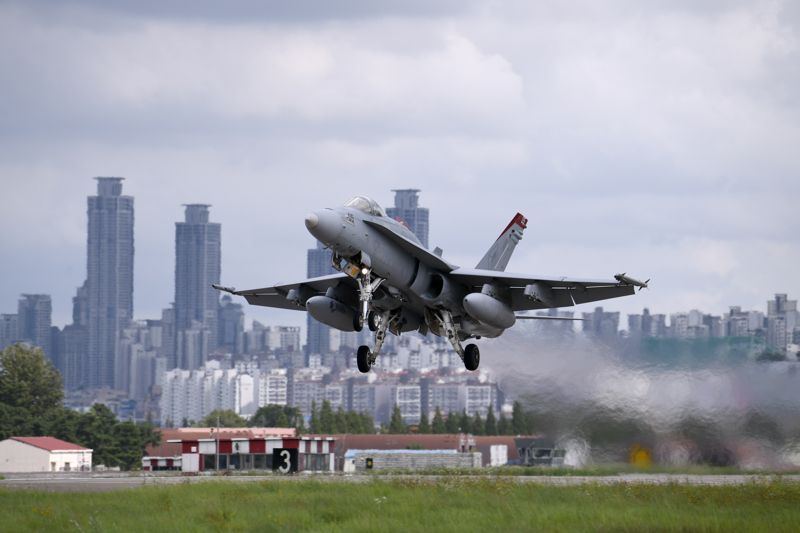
left=354, top=267, right=388, bottom=373
left=355, top=268, right=384, bottom=330
left=438, top=310, right=480, bottom=371
left=355, top=311, right=390, bottom=373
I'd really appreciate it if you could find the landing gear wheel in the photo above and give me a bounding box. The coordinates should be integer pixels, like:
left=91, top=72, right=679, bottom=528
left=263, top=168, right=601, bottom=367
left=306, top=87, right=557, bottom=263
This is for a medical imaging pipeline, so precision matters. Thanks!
left=354, top=315, right=363, bottom=333
left=367, top=311, right=380, bottom=332
left=356, top=345, right=372, bottom=373
left=464, top=344, right=480, bottom=371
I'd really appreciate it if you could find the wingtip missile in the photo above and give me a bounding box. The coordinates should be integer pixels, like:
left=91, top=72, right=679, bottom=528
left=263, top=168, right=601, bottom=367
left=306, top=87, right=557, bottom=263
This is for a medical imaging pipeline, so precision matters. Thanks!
left=614, top=273, right=649, bottom=290
left=211, top=283, right=237, bottom=294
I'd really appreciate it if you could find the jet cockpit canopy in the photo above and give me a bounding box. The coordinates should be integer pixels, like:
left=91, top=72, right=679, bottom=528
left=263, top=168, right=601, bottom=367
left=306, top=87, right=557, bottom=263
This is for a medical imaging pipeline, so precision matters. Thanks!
left=344, top=196, right=386, bottom=217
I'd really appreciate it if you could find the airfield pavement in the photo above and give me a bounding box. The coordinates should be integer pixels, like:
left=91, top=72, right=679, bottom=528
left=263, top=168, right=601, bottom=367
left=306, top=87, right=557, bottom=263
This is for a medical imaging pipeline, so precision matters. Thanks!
left=2, top=472, right=800, bottom=492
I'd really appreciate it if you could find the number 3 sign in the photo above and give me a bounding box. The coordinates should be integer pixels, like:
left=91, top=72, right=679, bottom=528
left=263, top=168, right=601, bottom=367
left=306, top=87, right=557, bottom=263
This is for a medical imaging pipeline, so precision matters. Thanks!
left=272, top=448, right=298, bottom=473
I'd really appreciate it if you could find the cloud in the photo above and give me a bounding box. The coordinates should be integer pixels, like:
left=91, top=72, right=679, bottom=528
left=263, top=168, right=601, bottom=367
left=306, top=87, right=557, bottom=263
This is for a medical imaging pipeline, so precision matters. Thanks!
left=0, top=0, right=798, bottom=331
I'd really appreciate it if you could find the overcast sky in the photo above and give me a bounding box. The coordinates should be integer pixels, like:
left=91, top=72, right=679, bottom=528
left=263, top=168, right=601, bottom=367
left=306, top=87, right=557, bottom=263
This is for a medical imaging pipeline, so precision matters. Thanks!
left=1, top=0, right=798, bottom=331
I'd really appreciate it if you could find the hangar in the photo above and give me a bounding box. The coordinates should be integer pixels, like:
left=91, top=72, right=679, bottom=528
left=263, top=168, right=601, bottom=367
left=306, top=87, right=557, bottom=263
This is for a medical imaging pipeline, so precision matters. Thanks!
left=142, top=428, right=335, bottom=473
left=0, top=436, right=92, bottom=473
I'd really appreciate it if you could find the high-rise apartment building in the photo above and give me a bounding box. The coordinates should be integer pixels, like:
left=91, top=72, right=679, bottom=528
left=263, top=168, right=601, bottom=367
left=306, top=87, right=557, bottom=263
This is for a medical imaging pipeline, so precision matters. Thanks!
left=0, top=314, right=19, bottom=350
left=766, top=294, right=798, bottom=353
left=218, top=295, right=244, bottom=355
left=85, top=177, right=134, bottom=389
left=582, top=307, right=620, bottom=338
left=16, top=294, right=52, bottom=362
left=174, top=204, right=221, bottom=369
left=386, top=189, right=430, bottom=248
left=306, top=241, right=335, bottom=357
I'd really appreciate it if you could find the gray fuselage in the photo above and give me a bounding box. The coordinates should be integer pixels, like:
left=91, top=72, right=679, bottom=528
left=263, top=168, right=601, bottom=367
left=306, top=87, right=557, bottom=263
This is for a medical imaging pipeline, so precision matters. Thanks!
left=306, top=205, right=503, bottom=339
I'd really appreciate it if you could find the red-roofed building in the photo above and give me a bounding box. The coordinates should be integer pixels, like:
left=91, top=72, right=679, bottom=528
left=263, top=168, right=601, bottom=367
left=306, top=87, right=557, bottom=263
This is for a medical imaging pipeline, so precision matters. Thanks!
left=0, top=437, right=92, bottom=473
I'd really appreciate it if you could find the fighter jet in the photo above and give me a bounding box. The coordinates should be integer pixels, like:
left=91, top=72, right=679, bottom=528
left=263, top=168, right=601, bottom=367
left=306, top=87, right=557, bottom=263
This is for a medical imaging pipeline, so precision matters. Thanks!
left=214, top=196, right=647, bottom=373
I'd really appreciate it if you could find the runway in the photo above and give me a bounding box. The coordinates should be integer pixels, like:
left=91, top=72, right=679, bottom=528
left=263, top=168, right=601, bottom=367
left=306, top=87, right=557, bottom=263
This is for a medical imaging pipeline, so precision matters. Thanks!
left=2, top=473, right=799, bottom=492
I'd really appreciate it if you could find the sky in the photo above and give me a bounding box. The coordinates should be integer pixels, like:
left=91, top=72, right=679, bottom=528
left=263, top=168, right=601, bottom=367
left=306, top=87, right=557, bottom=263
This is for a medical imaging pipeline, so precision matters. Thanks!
left=1, top=0, right=798, bottom=332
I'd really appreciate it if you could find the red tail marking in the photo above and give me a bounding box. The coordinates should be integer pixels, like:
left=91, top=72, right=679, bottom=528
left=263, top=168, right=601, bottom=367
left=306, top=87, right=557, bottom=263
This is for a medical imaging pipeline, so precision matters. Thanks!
left=496, top=213, right=528, bottom=240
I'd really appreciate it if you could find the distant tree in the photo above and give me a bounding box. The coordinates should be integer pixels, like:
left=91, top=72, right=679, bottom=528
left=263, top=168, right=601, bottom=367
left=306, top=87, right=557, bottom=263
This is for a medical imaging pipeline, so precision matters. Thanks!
left=0, top=403, right=32, bottom=440
left=358, top=412, right=375, bottom=434
left=309, top=401, right=319, bottom=433
left=484, top=405, right=497, bottom=435
left=112, top=421, right=155, bottom=470
left=431, top=408, right=446, bottom=434
left=318, top=400, right=335, bottom=434
left=333, top=407, right=348, bottom=433
left=345, top=411, right=361, bottom=434
left=471, top=412, right=484, bottom=436
left=250, top=405, right=303, bottom=431
left=458, top=410, right=472, bottom=434
left=389, top=405, right=407, bottom=434
left=418, top=412, right=430, bottom=434
left=41, top=406, right=82, bottom=444
left=0, top=344, right=63, bottom=417
left=512, top=401, right=528, bottom=435
left=497, top=413, right=510, bottom=435
left=756, top=350, right=787, bottom=362
left=445, top=412, right=460, bottom=433
left=195, top=409, right=247, bottom=428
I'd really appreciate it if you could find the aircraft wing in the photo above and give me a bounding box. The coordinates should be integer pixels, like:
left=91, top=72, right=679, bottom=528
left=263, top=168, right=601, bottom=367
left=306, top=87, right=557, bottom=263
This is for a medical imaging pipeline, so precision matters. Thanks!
left=213, top=273, right=355, bottom=310
left=449, top=268, right=636, bottom=311
left=363, top=219, right=456, bottom=272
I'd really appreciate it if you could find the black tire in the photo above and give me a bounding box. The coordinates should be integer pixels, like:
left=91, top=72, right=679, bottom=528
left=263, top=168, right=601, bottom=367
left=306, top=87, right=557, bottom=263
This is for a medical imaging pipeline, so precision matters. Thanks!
left=356, top=345, right=372, bottom=373
left=353, top=314, right=363, bottom=333
left=367, top=311, right=379, bottom=332
left=464, top=343, right=480, bottom=371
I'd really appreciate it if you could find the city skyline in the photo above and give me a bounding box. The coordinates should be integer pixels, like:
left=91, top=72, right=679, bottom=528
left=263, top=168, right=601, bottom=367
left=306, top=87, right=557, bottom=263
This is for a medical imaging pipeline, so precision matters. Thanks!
left=0, top=177, right=792, bottom=336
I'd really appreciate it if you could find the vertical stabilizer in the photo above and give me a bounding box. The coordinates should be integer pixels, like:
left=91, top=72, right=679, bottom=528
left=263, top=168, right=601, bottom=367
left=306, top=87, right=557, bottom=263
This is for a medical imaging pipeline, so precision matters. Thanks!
left=475, top=213, right=528, bottom=271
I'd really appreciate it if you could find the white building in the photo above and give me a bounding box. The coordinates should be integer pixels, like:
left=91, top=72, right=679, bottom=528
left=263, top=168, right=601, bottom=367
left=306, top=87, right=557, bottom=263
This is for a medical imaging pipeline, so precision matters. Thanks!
left=258, top=369, right=288, bottom=407
left=0, top=436, right=92, bottom=473
left=394, top=385, right=422, bottom=424
left=160, top=362, right=290, bottom=424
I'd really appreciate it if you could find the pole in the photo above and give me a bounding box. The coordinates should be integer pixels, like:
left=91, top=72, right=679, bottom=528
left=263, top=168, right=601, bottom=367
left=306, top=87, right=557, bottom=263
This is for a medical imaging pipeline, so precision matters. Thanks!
left=215, top=413, right=220, bottom=472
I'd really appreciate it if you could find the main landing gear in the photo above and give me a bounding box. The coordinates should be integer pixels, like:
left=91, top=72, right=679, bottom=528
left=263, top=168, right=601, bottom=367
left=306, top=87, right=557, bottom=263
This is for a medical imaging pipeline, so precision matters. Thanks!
left=355, top=268, right=387, bottom=373
left=356, top=311, right=389, bottom=373
left=438, top=309, right=480, bottom=372
left=351, top=267, right=481, bottom=374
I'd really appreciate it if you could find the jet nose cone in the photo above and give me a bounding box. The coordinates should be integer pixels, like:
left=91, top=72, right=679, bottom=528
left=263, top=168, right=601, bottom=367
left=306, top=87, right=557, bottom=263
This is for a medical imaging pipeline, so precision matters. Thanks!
left=304, top=212, right=319, bottom=230
left=305, top=209, right=342, bottom=244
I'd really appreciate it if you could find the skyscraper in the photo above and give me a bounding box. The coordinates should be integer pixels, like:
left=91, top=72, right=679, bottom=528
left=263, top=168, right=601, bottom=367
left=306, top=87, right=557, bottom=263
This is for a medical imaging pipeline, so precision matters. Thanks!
left=0, top=314, right=18, bottom=350
left=305, top=241, right=335, bottom=358
left=386, top=189, right=429, bottom=248
left=85, top=177, right=134, bottom=389
left=174, top=204, right=221, bottom=369
left=218, top=295, right=244, bottom=355
left=16, top=294, right=52, bottom=360
left=582, top=306, right=620, bottom=338
left=766, top=293, right=798, bottom=353
left=62, top=282, right=88, bottom=391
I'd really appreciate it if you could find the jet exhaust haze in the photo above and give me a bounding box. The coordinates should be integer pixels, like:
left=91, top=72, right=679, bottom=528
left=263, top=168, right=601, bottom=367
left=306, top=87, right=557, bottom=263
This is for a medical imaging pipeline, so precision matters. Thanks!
left=486, top=322, right=800, bottom=468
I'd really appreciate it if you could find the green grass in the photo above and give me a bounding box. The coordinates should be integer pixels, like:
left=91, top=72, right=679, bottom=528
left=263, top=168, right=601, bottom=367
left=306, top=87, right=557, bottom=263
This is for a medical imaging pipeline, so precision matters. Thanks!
left=2, top=479, right=800, bottom=532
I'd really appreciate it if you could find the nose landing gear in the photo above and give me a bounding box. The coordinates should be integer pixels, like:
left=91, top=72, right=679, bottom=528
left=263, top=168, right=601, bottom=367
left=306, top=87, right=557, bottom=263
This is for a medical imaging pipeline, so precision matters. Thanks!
left=355, top=268, right=384, bottom=331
